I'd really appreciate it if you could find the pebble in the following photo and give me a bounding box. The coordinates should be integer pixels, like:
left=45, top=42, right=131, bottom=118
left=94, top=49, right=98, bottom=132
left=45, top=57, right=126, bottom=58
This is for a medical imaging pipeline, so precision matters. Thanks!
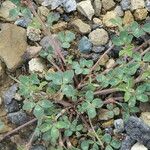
left=89, top=29, right=109, bottom=46
left=77, top=0, right=95, bottom=20
left=131, top=0, right=145, bottom=10
left=27, top=27, right=41, bottom=42
left=7, top=111, right=28, bottom=125
left=15, top=17, right=31, bottom=28
left=40, top=36, right=52, bottom=50
left=93, top=18, right=103, bottom=26
left=103, top=11, right=118, bottom=27
left=114, top=5, right=124, bottom=17
left=123, top=10, right=134, bottom=26
left=93, top=0, right=102, bottom=16
left=146, top=0, right=150, bottom=11
left=30, top=145, right=46, bottom=150
left=114, top=119, right=124, bottom=133
left=72, top=19, right=91, bottom=34
left=50, top=21, right=67, bottom=33
left=120, top=0, right=131, bottom=10
left=0, top=61, right=5, bottom=78
left=0, top=24, right=27, bottom=71
left=29, top=58, right=47, bottom=74
left=78, top=36, right=92, bottom=53
left=91, top=53, right=99, bottom=61
left=38, top=6, right=50, bottom=17
left=92, top=46, right=105, bottom=53
left=140, top=112, right=150, bottom=127
left=131, top=143, right=148, bottom=150
left=61, top=14, right=70, bottom=22
left=106, top=58, right=115, bottom=68
left=5, top=100, right=19, bottom=113
left=102, top=0, right=116, bottom=11
left=134, top=9, right=148, bottom=21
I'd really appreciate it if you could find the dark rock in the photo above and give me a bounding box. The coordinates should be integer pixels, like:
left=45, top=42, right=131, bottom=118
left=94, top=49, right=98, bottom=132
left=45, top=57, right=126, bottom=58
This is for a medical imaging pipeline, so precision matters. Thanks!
left=92, top=46, right=105, bottom=53
left=114, top=119, right=124, bottom=133
left=124, top=116, right=150, bottom=149
left=30, top=145, right=46, bottom=150
left=61, top=14, right=70, bottom=22
left=78, top=36, right=92, bottom=53
left=91, top=53, right=99, bottom=61
left=7, top=111, right=28, bottom=125
left=15, top=17, right=31, bottom=28
left=5, top=100, right=19, bottom=113
left=3, top=84, right=18, bottom=105
left=120, top=0, right=131, bottom=10
left=40, top=36, right=52, bottom=50
left=120, top=136, right=136, bottom=150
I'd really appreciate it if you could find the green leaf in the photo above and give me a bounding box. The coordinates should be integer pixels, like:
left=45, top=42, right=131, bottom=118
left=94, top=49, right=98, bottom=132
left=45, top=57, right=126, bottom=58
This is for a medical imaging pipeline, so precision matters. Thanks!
left=33, top=105, right=44, bottom=119
left=21, top=7, right=32, bottom=19
left=10, top=0, right=20, bottom=5
left=92, top=98, right=103, bottom=108
left=23, top=101, right=36, bottom=111
left=65, top=31, right=76, bottom=42
left=124, top=91, right=132, bottom=102
left=62, top=42, right=70, bottom=48
left=142, top=23, right=150, bottom=33
left=62, top=85, right=76, bottom=97
left=9, top=8, right=20, bottom=18
left=85, top=91, right=94, bottom=102
left=105, top=145, right=113, bottom=150
left=38, top=100, right=53, bottom=108
left=56, top=121, right=69, bottom=129
left=102, top=134, right=112, bottom=144
left=136, top=94, right=149, bottom=102
left=87, top=107, right=96, bottom=118
left=143, top=52, right=150, bottom=62
left=0, top=120, right=4, bottom=130
left=47, top=12, right=60, bottom=26
left=81, top=140, right=90, bottom=150
left=50, top=126, right=59, bottom=140
left=64, top=129, right=73, bottom=137
left=112, top=36, right=123, bottom=46
left=132, top=52, right=141, bottom=61
left=110, top=139, right=121, bottom=149
left=40, top=123, right=52, bottom=133
left=28, top=17, right=41, bottom=29
left=63, top=70, right=74, bottom=84
left=128, top=96, right=136, bottom=107
left=110, top=17, right=122, bottom=27
left=136, top=85, right=147, bottom=94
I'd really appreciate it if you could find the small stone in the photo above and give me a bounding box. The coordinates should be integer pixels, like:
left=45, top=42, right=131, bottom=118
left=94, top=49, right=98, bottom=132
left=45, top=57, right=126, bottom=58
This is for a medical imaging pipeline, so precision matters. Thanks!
left=14, top=93, right=22, bottom=101
left=146, top=0, right=150, bottom=11
left=134, top=9, right=148, bottom=21
left=63, top=0, right=77, bottom=12
left=30, top=145, right=46, bottom=150
left=131, top=0, right=145, bottom=10
left=114, top=119, right=124, bottom=133
left=72, top=19, right=91, bottom=34
left=50, top=22, right=67, bottom=33
left=93, top=18, right=103, bottom=25
left=120, top=0, right=131, bottom=10
left=123, top=10, right=134, bottom=26
left=15, top=17, right=31, bottom=28
left=27, top=27, right=41, bottom=42
left=114, top=5, right=124, bottom=17
left=29, top=58, right=47, bottom=74
left=5, top=100, right=19, bottom=113
left=77, top=0, right=95, bottom=20
left=106, top=59, right=115, bottom=68
left=0, top=24, right=27, bottom=71
left=38, top=6, right=50, bottom=17
left=0, top=1, right=17, bottom=21
left=7, top=111, right=28, bottom=125
left=92, top=46, right=105, bottom=53
left=40, top=36, right=52, bottom=50
left=102, top=0, right=116, bottom=11
left=0, top=61, right=5, bottom=78
left=93, top=0, right=102, bottom=16
left=131, top=143, right=148, bottom=150
left=103, top=11, right=118, bottom=27
left=89, top=29, right=109, bottom=46
left=140, top=112, right=150, bottom=127
left=78, top=36, right=92, bottom=53
left=92, top=53, right=100, bottom=61
left=99, top=54, right=109, bottom=65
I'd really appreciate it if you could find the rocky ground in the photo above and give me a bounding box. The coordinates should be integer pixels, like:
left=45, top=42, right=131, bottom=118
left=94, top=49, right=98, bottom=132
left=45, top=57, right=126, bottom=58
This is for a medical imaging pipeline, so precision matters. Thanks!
left=0, top=0, right=150, bottom=150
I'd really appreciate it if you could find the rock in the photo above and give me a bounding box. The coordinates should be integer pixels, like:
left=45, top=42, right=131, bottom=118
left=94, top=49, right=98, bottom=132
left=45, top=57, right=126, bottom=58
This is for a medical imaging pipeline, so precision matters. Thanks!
left=124, top=116, right=150, bottom=149
left=99, top=54, right=109, bottom=65
left=0, top=61, right=5, bottom=78
left=50, top=22, right=67, bottom=33
left=5, top=100, right=19, bottom=113
left=61, top=14, right=70, bottom=22
left=140, top=112, right=150, bottom=127
left=42, top=0, right=76, bottom=12
left=40, top=36, right=52, bottom=50
left=120, top=136, right=136, bottom=150
left=38, top=6, right=50, bottom=17
left=29, top=58, right=47, bottom=74
left=98, top=109, right=112, bottom=120
left=72, top=19, right=91, bottom=34
left=103, top=11, right=118, bottom=27
left=131, top=0, right=145, bottom=10
left=146, top=0, right=150, bottom=11
left=27, top=27, right=41, bottom=42
left=131, top=143, right=148, bottom=150
left=102, top=0, right=116, bottom=11
left=15, top=17, right=31, bottom=28
left=92, top=46, right=105, bottom=53
left=14, top=93, right=22, bottom=101
left=78, top=36, right=92, bottom=53
left=123, top=10, right=134, bottom=26
left=3, top=84, right=18, bottom=105
left=120, top=0, right=131, bottom=10
left=89, top=29, right=109, bottom=46
left=134, top=9, right=148, bottom=21
left=93, top=0, right=102, bottom=16
left=77, top=0, right=95, bottom=20
left=106, top=59, right=115, bottom=68
left=114, top=5, right=124, bottom=17
left=93, top=18, right=103, bottom=26
left=139, top=102, right=150, bottom=112
left=30, top=145, right=46, bottom=150
left=0, top=0, right=16, bottom=21
left=0, top=24, right=27, bottom=71
left=114, top=119, right=124, bottom=133
left=91, top=53, right=100, bottom=61
left=7, top=111, right=28, bottom=125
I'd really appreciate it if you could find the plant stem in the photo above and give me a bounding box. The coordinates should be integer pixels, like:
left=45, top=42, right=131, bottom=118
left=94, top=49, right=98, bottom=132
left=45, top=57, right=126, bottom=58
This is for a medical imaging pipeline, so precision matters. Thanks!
left=94, top=88, right=118, bottom=95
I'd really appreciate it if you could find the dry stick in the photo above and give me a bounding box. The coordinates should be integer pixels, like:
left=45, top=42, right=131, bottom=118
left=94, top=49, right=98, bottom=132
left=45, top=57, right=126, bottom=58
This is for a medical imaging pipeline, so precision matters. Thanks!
left=77, top=45, right=114, bottom=89
left=94, top=88, right=118, bottom=95
left=0, top=118, right=37, bottom=142
left=26, top=0, right=66, bottom=65
left=89, top=118, right=104, bottom=148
